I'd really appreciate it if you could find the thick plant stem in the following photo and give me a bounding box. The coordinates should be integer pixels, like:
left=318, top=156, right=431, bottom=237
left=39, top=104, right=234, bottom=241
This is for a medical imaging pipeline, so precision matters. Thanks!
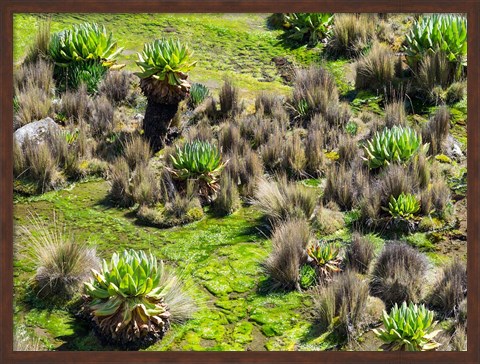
left=143, top=100, right=178, bottom=152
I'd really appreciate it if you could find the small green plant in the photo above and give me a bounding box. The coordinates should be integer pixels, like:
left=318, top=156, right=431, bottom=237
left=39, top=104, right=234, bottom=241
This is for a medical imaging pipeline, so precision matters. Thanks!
left=385, top=193, right=421, bottom=219
left=49, top=23, right=123, bottom=68
left=404, top=15, right=467, bottom=78
left=189, top=83, right=210, bottom=108
left=66, top=60, right=109, bottom=94
left=293, top=98, right=310, bottom=119
left=64, top=129, right=79, bottom=144
left=84, top=250, right=173, bottom=347
left=170, top=140, right=225, bottom=185
left=284, top=13, right=334, bottom=46
left=363, top=126, right=428, bottom=169
left=307, top=241, right=342, bottom=281
left=299, top=264, right=317, bottom=289
left=49, top=23, right=122, bottom=93
left=373, top=302, right=442, bottom=351
left=345, top=121, right=358, bottom=136
left=135, top=38, right=196, bottom=104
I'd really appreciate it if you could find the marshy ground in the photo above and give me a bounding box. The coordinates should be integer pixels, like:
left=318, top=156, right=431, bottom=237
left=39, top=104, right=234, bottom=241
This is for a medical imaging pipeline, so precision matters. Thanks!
left=13, top=13, right=467, bottom=351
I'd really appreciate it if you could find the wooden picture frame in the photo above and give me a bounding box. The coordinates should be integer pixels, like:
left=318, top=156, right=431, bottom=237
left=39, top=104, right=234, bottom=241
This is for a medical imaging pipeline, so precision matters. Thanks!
left=1, top=1, right=478, bottom=363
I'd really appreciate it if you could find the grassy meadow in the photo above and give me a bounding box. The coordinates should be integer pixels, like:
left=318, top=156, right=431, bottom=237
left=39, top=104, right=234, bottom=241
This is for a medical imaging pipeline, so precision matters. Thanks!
left=13, top=13, right=467, bottom=352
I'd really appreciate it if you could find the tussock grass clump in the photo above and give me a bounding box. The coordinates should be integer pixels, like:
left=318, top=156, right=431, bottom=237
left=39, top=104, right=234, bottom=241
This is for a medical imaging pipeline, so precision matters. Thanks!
left=89, top=95, right=115, bottom=137
left=305, top=128, right=326, bottom=177
left=422, top=106, right=450, bottom=155
left=240, top=115, right=285, bottom=149
left=241, top=146, right=264, bottom=197
left=24, top=19, right=51, bottom=64
left=14, top=325, right=44, bottom=351
left=338, top=135, right=357, bottom=165
left=123, top=135, right=152, bottom=171
left=412, top=152, right=431, bottom=189
left=46, top=127, right=90, bottom=180
left=355, top=43, right=395, bottom=91
left=313, top=204, right=345, bottom=235
left=131, top=164, right=160, bottom=207
left=263, top=218, right=312, bottom=291
left=109, top=157, right=134, bottom=207
left=430, top=179, right=451, bottom=215
left=219, top=79, right=241, bottom=117
left=358, top=184, right=382, bottom=223
left=218, top=121, right=243, bottom=154
left=108, top=147, right=158, bottom=208
left=137, top=184, right=204, bottom=228
left=384, top=100, right=407, bottom=128
left=445, top=81, right=466, bottom=104
left=14, top=58, right=55, bottom=96
left=255, top=92, right=284, bottom=117
left=417, top=51, right=451, bottom=99
left=99, top=70, right=132, bottom=105
left=22, top=213, right=99, bottom=300
left=379, top=164, right=415, bottom=205
left=284, top=132, right=307, bottom=177
left=259, top=130, right=306, bottom=178
left=13, top=138, right=26, bottom=178
left=14, top=86, right=53, bottom=129
left=421, top=178, right=451, bottom=217
left=438, top=323, right=467, bottom=351
left=327, top=14, right=376, bottom=58
left=213, top=172, right=241, bottom=216
left=23, top=138, right=63, bottom=193
left=428, top=261, right=467, bottom=318
left=224, top=145, right=264, bottom=198
left=291, top=66, right=338, bottom=120
left=183, top=119, right=214, bottom=142
left=59, top=84, right=91, bottom=122
left=260, top=132, right=284, bottom=172
left=370, top=242, right=428, bottom=309
left=312, top=271, right=370, bottom=340
left=345, top=234, right=375, bottom=274
left=323, top=163, right=363, bottom=211
left=252, top=176, right=318, bottom=223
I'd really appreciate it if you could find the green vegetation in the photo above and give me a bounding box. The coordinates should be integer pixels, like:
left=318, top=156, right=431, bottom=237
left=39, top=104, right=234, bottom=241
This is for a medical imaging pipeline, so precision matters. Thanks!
left=284, top=13, right=333, bottom=46
left=170, top=140, right=225, bottom=184
left=49, top=22, right=123, bottom=93
left=189, top=83, right=210, bottom=108
left=12, top=12, right=467, bottom=352
left=49, top=22, right=123, bottom=67
left=306, top=241, right=342, bottom=281
left=84, top=249, right=192, bottom=348
left=405, top=15, right=467, bottom=79
left=374, top=302, right=441, bottom=351
left=363, top=126, right=428, bottom=169
left=386, top=193, right=421, bottom=219
left=135, top=38, right=196, bottom=100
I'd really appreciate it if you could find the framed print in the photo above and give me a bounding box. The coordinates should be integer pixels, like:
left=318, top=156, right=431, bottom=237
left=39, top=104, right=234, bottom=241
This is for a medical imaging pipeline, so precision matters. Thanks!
left=1, top=1, right=479, bottom=363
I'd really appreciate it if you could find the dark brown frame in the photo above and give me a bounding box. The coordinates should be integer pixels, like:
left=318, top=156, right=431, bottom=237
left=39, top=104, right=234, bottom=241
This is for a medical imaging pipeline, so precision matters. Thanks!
left=1, top=1, right=479, bottom=363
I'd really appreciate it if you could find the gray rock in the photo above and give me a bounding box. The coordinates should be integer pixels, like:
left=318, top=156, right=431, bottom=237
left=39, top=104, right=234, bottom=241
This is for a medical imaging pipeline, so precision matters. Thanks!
left=13, top=117, right=60, bottom=147
left=444, top=134, right=464, bottom=160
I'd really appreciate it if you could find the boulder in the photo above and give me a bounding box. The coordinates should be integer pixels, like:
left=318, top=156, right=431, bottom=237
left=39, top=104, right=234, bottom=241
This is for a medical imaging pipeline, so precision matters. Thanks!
left=13, top=117, right=60, bottom=147
left=444, top=134, right=464, bottom=160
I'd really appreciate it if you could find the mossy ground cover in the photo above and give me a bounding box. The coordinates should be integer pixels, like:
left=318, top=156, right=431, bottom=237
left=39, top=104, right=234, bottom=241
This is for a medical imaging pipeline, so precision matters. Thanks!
left=14, top=181, right=320, bottom=351
left=14, top=13, right=321, bottom=101
left=13, top=13, right=467, bottom=351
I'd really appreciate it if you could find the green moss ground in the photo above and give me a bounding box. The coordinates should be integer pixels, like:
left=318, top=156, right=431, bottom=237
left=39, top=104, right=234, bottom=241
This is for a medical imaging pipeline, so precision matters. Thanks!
left=14, top=13, right=323, bottom=100
left=14, top=181, right=325, bottom=351
left=12, top=13, right=467, bottom=351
